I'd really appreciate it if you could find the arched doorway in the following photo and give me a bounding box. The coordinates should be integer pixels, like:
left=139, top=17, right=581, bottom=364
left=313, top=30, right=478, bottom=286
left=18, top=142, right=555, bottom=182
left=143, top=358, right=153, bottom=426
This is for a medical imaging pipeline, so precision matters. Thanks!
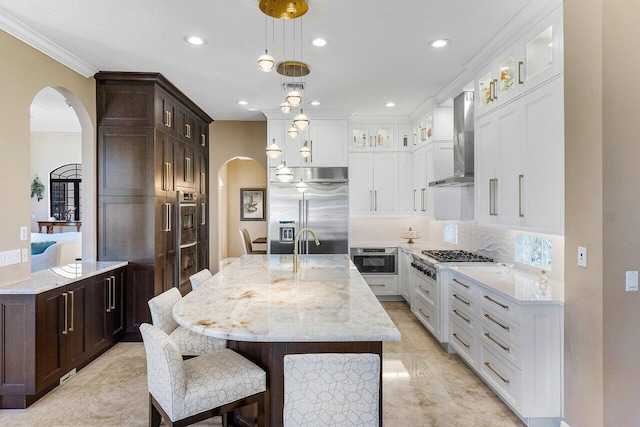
left=29, top=86, right=94, bottom=268
left=217, top=157, right=267, bottom=264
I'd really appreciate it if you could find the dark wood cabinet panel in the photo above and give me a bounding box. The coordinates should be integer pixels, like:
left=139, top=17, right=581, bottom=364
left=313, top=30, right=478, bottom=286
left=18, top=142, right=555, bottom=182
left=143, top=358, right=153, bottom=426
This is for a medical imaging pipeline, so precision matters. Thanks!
left=176, top=143, right=196, bottom=190
left=65, top=281, right=88, bottom=368
left=85, top=275, right=109, bottom=355
left=97, top=127, right=155, bottom=196
left=155, top=88, right=177, bottom=136
left=108, top=268, right=126, bottom=339
left=124, top=264, right=154, bottom=341
left=97, top=83, right=154, bottom=128
left=0, top=295, right=35, bottom=396
left=196, top=149, right=208, bottom=197
left=35, top=289, right=65, bottom=392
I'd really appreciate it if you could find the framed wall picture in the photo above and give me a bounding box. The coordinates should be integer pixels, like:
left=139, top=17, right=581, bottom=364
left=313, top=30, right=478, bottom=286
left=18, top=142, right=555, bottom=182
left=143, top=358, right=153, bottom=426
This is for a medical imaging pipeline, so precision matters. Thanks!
left=240, top=188, right=265, bottom=221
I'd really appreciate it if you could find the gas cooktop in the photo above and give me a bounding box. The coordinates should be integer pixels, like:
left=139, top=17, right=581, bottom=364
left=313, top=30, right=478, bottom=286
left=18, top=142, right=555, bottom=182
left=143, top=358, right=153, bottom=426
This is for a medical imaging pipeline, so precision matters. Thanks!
left=421, top=250, right=493, bottom=263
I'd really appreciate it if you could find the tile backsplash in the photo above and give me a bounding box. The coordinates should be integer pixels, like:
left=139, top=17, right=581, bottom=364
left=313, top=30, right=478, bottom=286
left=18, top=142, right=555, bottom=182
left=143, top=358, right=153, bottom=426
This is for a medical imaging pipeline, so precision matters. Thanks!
left=350, top=216, right=564, bottom=281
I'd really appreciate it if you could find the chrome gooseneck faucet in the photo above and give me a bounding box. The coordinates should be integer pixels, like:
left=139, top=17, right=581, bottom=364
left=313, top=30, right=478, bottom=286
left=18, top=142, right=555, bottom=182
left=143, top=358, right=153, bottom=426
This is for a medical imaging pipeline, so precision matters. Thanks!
left=293, top=228, right=320, bottom=272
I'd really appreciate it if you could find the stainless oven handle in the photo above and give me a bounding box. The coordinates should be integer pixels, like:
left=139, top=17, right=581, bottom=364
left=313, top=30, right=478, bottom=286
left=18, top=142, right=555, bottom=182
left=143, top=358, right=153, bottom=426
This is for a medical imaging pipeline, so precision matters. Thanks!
left=201, top=203, right=206, bottom=225
left=180, top=242, right=197, bottom=249
left=164, top=203, right=171, bottom=232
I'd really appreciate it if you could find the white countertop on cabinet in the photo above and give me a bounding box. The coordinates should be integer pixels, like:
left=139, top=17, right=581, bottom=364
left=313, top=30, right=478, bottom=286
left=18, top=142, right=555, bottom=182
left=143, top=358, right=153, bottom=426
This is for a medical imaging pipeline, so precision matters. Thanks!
left=447, top=264, right=564, bottom=304
left=173, top=254, right=401, bottom=342
left=0, top=261, right=128, bottom=294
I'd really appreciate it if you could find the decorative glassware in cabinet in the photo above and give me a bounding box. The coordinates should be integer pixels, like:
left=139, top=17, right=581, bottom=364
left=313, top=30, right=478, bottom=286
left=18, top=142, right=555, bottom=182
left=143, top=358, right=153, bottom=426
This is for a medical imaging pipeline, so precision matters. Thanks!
left=352, top=128, right=368, bottom=148
left=478, top=71, right=493, bottom=107
left=525, top=25, right=553, bottom=82
left=377, top=128, right=394, bottom=148
left=499, top=55, right=516, bottom=95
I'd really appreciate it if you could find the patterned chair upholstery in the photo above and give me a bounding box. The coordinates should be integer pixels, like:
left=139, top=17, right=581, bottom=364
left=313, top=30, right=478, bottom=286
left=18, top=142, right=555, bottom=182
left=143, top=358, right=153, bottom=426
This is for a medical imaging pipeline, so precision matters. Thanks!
left=148, top=288, right=226, bottom=356
left=140, top=323, right=266, bottom=427
left=283, top=353, right=380, bottom=427
left=189, top=269, right=212, bottom=291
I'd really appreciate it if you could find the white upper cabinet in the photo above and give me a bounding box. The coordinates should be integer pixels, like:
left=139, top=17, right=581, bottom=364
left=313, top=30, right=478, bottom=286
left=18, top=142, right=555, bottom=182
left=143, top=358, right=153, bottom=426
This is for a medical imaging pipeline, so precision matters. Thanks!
left=268, top=119, right=347, bottom=168
left=349, top=152, right=400, bottom=216
left=349, top=123, right=398, bottom=152
left=416, top=108, right=453, bottom=146
left=475, top=5, right=563, bottom=117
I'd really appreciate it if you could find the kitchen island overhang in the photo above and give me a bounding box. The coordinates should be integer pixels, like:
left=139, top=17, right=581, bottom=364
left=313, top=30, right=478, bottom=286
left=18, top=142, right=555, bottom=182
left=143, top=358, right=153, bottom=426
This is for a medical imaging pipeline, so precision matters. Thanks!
left=173, top=254, right=400, bottom=426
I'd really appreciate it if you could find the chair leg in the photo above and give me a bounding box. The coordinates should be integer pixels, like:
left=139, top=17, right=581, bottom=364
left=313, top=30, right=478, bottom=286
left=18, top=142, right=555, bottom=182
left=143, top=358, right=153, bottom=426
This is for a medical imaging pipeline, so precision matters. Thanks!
left=149, top=394, right=162, bottom=427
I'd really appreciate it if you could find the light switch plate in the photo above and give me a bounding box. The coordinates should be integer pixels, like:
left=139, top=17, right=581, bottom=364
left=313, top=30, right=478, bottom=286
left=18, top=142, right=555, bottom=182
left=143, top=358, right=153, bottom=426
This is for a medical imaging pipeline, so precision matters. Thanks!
left=577, top=247, right=587, bottom=267
left=20, top=226, right=28, bottom=241
left=626, top=271, right=638, bottom=292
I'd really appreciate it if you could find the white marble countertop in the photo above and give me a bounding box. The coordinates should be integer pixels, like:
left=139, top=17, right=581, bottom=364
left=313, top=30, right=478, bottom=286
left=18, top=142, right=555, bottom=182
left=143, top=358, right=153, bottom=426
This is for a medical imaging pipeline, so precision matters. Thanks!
left=173, top=254, right=401, bottom=342
left=0, top=261, right=128, bottom=294
left=447, top=264, right=564, bottom=304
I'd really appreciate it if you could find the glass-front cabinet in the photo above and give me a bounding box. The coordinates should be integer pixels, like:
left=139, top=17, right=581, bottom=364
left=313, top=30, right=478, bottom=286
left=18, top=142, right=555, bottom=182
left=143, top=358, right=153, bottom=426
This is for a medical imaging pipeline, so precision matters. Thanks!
left=475, top=5, right=563, bottom=115
left=348, top=123, right=398, bottom=152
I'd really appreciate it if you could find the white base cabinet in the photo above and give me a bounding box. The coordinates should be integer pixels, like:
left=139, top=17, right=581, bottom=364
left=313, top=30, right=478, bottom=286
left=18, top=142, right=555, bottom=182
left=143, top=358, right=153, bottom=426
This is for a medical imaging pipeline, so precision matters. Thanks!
left=442, top=269, right=563, bottom=426
left=362, top=275, right=398, bottom=296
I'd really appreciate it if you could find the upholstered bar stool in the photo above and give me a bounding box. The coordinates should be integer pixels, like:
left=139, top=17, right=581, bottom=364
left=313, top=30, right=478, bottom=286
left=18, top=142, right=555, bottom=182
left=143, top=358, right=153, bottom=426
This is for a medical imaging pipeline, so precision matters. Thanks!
left=283, top=353, right=381, bottom=427
left=140, top=323, right=266, bottom=427
left=189, top=269, right=212, bottom=291
left=239, top=227, right=267, bottom=254
left=148, top=288, right=226, bottom=356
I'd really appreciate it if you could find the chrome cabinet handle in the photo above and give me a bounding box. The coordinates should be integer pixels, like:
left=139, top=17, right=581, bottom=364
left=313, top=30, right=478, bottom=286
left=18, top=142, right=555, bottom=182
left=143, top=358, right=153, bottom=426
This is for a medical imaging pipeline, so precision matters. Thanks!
left=452, top=278, right=469, bottom=289
left=484, top=362, right=510, bottom=384
left=201, top=203, right=206, bottom=225
left=200, top=133, right=206, bottom=147
left=164, top=110, right=172, bottom=128
left=69, top=290, right=75, bottom=332
left=484, top=295, right=509, bottom=310
left=185, top=123, right=191, bottom=139
left=484, top=313, right=509, bottom=330
left=369, top=284, right=385, bottom=287
left=492, top=79, right=498, bottom=100
left=106, top=277, right=111, bottom=313
left=200, top=172, right=206, bottom=194
left=413, top=189, right=417, bottom=211
left=518, top=174, right=524, bottom=217
left=164, top=203, right=171, bottom=232
left=110, top=276, right=116, bottom=310
left=489, top=80, right=495, bottom=101
left=419, top=285, right=430, bottom=294
left=453, top=293, right=470, bottom=306
left=374, top=190, right=378, bottom=211
left=421, top=188, right=426, bottom=211
left=185, top=157, right=192, bottom=182
left=518, top=61, right=524, bottom=85
left=62, top=292, right=68, bottom=335
left=309, top=140, right=313, bottom=163
left=418, top=308, right=430, bottom=319
left=453, top=333, right=470, bottom=348
left=453, top=309, right=470, bottom=323
left=485, top=332, right=510, bottom=352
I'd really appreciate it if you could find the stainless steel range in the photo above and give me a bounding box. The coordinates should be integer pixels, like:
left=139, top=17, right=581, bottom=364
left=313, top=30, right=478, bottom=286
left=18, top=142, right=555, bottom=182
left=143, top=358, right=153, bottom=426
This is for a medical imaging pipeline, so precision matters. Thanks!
left=421, top=249, right=493, bottom=263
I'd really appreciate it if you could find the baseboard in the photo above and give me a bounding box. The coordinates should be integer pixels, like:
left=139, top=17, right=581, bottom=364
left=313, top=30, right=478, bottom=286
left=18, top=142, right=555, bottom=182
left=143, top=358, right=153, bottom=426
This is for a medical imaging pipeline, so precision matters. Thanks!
left=560, top=421, right=570, bottom=427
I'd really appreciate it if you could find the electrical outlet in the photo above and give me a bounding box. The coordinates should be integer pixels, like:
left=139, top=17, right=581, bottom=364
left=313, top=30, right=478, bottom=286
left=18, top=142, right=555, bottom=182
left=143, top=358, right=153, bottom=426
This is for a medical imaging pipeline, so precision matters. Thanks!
left=21, top=248, right=29, bottom=263
left=626, top=271, right=638, bottom=292
left=577, top=247, right=587, bottom=267
left=20, top=226, right=28, bottom=241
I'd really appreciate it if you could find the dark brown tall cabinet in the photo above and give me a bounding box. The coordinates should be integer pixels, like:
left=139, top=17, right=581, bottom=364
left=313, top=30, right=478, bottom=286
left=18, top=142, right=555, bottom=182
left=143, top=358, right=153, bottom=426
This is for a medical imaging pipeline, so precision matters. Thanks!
left=95, top=72, right=213, bottom=340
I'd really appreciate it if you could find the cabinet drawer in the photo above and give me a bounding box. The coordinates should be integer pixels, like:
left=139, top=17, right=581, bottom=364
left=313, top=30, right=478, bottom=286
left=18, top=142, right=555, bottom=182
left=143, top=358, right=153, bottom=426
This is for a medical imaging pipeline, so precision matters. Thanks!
left=449, top=302, right=480, bottom=335
left=480, top=344, right=521, bottom=409
left=449, top=274, right=476, bottom=297
left=363, top=275, right=398, bottom=296
left=414, top=277, right=436, bottom=309
left=450, top=317, right=478, bottom=368
left=449, top=286, right=478, bottom=316
left=480, top=306, right=521, bottom=345
left=412, top=293, right=436, bottom=335
left=479, top=288, right=521, bottom=324
left=480, top=325, right=521, bottom=368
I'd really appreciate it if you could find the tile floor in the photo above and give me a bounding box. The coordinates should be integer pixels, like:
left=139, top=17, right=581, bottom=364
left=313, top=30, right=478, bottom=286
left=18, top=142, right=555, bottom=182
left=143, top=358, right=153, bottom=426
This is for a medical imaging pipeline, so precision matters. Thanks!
left=0, top=302, right=524, bottom=426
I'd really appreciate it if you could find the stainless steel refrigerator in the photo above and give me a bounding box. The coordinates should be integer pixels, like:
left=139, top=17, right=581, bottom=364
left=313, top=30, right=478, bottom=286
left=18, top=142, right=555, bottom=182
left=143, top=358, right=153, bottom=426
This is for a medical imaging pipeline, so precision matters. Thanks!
left=269, top=167, right=349, bottom=255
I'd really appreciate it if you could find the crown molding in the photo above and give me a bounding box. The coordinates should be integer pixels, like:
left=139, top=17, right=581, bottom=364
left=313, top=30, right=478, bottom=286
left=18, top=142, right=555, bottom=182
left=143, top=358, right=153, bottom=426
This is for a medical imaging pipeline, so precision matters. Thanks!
left=434, top=0, right=562, bottom=105
left=0, top=9, right=97, bottom=78
left=409, top=96, right=439, bottom=123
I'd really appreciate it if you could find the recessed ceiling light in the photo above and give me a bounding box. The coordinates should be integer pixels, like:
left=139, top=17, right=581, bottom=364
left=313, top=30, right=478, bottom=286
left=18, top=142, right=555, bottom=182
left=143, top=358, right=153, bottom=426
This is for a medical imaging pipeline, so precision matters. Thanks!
left=310, top=101, right=320, bottom=106
left=237, top=100, right=248, bottom=105
left=311, top=38, right=327, bottom=47
left=429, top=39, right=450, bottom=48
left=184, top=35, right=206, bottom=46
left=385, top=102, right=395, bottom=107
left=247, top=108, right=258, bottom=111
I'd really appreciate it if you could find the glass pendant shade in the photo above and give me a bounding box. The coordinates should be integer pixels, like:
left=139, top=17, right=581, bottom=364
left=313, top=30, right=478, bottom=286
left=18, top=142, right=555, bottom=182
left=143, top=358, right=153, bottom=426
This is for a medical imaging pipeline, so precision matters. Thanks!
left=295, top=179, right=308, bottom=192
left=280, top=101, right=292, bottom=114
left=299, top=141, right=311, bottom=157
left=276, top=162, right=293, bottom=182
left=258, top=51, right=275, bottom=72
left=286, top=90, right=302, bottom=106
left=293, top=109, right=310, bottom=130
left=265, top=139, right=282, bottom=158
left=288, top=126, right=299, bottom=138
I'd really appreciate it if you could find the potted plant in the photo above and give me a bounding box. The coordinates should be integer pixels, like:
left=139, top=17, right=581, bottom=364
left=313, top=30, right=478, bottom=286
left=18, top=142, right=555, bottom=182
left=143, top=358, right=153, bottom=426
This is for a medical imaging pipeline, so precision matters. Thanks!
left=31, top=176, right=45, bottom=201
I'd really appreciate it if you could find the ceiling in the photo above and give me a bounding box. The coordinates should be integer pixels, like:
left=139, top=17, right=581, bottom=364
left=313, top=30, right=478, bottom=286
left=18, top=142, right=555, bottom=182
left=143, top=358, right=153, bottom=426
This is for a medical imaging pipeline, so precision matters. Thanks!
left=2, top=0, right=531, bottom=121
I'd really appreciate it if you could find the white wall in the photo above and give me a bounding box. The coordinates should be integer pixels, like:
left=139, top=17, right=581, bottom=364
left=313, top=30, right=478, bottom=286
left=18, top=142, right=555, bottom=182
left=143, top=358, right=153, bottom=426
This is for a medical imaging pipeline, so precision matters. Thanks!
left=30, top=131, right=81, bottom=231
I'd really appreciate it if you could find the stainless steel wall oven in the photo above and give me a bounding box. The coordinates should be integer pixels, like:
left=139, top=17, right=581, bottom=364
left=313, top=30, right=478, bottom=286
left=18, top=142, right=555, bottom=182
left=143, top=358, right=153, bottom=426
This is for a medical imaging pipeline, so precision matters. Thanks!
left=178, top=191, right=197, bottom=283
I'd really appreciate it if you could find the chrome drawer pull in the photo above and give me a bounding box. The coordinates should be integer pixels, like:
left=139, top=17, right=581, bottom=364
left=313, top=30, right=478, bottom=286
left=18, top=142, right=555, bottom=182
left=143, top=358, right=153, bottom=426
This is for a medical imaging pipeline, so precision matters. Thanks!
left=485, top=333, right=510, bottom=352
left=419, top=285, right=430, bottom=294
left=453, top=294, right=470, bottom=305
left=484, top=313, right=509, bottom=330
left=452, top=278, right=470, bottom=289
left=110, top=276, right=116, bottom=310
left=69, top=290, right=75, bottom=332
left=453, top=333, right=470, bottom=348
left=453, top=309, right=470, bottom=323
left=106, top=277, right=111, bottom=313
left=418, top=308, right=430, bottom=319
left=484, top=295, right=509, bottom=310
left=484, top=362, right=510, bottom=384
left=62, top=292, right=68, bottom=335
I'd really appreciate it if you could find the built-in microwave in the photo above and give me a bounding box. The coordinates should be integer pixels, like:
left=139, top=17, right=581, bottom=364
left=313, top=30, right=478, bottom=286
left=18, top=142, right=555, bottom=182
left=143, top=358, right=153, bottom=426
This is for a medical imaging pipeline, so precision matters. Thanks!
left=350, top=247, right=398, bottom=275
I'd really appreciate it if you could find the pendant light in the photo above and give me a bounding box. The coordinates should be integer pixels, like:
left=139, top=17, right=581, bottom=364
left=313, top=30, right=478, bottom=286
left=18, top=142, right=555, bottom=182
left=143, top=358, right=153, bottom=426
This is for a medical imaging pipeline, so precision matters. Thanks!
left=258, top=15, right=275, bottom=72
left=295, top=178, right=308, bottom=192
left=299, top=140, right=311, bottom=157
left=265, top=138, right=282, bottom=158
left=276, top=161, right=293, bottom=182
left=286, top=90, right=302, bottom=106
left=280, top=101, right=292, bottom=114
left=288, top=124, right=299, bottom=138
left=293, top=109, right=310, bottom=130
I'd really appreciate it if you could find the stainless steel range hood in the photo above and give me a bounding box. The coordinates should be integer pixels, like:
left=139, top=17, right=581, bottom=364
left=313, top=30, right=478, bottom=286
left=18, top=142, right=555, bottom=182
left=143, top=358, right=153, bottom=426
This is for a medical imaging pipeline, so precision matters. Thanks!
left=429, top=91, right=474, bottom=187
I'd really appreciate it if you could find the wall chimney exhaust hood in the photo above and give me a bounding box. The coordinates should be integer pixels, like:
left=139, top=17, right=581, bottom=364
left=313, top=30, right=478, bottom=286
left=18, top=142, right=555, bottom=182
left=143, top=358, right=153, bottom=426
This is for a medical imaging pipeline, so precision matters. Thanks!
left=429, top=91, right=474, bottom=187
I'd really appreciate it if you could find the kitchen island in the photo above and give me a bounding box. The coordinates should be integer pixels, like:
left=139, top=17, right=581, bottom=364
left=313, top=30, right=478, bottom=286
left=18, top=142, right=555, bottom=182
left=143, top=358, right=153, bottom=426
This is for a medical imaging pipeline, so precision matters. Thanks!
left=173, top=254, right=400, bottom=426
